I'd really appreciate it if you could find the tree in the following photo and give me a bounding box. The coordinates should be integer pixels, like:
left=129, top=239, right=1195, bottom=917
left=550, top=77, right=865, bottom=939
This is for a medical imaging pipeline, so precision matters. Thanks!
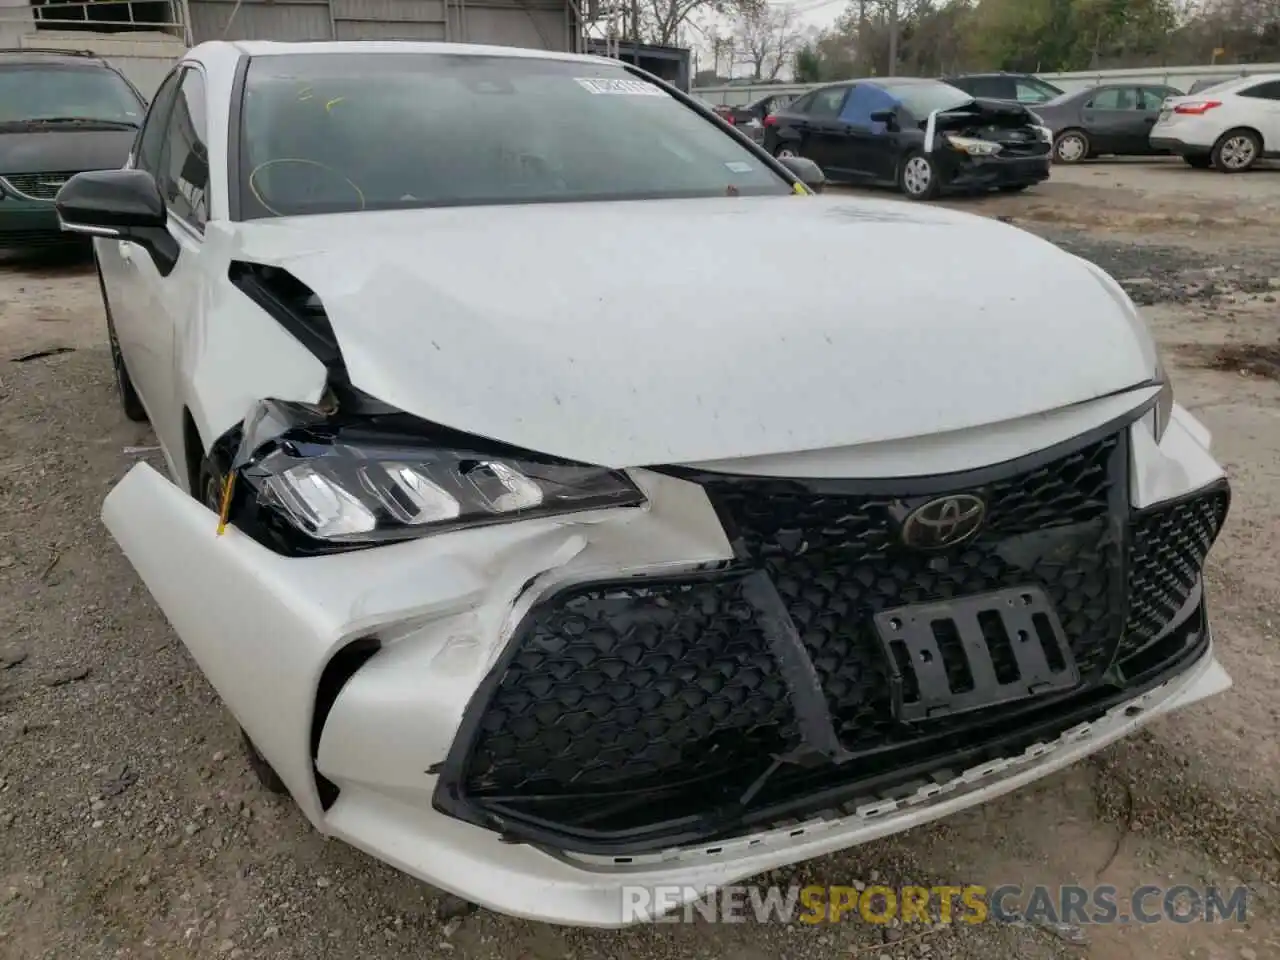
left=733, top=4, right=804, bottom=79
left=636, top=0, right=764, bottom=46
left=794, top=43, right=823, bottom=82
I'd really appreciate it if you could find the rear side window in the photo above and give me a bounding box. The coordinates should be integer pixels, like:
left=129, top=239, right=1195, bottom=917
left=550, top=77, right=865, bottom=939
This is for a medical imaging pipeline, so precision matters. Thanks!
left=1138, top=88, right=1171, bottom=110
left=1015, top=78, right=1059, bottom=103
left=965, top=76, right=1011, bottom=99
left=158, top=68, right=209, bottom=228
left=1089, top=87, right=1137, bottom=110
left=839, top=84, right=897, bottom=129
left=808, top=86, right=850, bottom=118
left=1239, top=80, right=1280, bottom=100
left=789, top=92, right=817, bottom=114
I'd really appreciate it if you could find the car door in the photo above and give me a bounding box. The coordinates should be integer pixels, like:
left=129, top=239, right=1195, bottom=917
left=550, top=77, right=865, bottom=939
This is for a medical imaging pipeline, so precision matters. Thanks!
left=801, top=85, right=853, bottom=169
left=1080, top=86, right=1141, bottom=152
left=1137, top=87, right=1177, bottom=151
left=833, top=83, right=900, bottom=181
left=119, top=64, right=212, bottom=476
left=1236, top=80, right=1280, bottom=148
left=101, top=67, right=181, bottom=422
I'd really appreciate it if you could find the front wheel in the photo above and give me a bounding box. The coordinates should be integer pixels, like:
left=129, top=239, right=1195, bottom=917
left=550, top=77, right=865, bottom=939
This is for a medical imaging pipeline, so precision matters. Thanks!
left=774, top=143, right=800, bottom=159
left=898, top=152, right=940, bottom=201
left=1211, top=129, right=1261, bottom=172
left=98, top=260, right=148, bottom=423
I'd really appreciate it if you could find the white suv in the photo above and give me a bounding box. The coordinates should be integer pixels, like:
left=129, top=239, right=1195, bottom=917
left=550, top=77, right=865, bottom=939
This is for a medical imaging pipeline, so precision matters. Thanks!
left=1150, top=73, right=1280, bottom=171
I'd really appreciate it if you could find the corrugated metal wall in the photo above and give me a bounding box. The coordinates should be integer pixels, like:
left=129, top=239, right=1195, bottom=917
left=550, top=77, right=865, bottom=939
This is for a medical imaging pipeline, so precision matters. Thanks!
left=188, top=0, right=574, bottom=50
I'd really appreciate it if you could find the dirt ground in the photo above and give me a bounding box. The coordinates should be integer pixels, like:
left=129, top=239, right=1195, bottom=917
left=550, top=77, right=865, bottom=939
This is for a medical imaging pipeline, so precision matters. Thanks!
left=1, top=159, right=1278, bottom=960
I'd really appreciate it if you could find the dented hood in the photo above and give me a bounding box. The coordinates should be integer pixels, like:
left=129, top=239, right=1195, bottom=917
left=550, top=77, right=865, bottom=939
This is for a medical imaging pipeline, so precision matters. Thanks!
left=230, top=196, right=1156, bottom=468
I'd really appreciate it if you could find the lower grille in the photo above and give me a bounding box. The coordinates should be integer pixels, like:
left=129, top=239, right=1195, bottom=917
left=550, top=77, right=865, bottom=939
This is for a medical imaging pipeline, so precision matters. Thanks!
left=1118, top=485, right=1230, bottom=662
left=0, top=172, right=74, bottom=201
left=442, top=425, right=1229, bottom=852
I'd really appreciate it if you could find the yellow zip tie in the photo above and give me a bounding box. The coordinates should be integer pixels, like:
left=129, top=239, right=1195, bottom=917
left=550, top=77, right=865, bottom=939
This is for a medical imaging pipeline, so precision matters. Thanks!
left=216, top=473, right=236, bottom=537
left=325, top=97, right=345, bottom=112
left=792, top=181, right=811, bottom=196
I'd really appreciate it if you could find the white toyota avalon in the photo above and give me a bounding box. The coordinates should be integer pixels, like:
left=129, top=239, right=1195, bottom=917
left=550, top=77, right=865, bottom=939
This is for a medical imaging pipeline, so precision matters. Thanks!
left=57, top=39, right=1232, bottom=927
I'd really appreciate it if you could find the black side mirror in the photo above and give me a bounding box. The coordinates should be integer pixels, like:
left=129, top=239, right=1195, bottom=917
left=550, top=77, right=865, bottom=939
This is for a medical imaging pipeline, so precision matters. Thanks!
left=777, top=155, right=826, bottom=194
left=55, top=169, right=179, bottom=274
left=869, top=109, right=897, bottom=128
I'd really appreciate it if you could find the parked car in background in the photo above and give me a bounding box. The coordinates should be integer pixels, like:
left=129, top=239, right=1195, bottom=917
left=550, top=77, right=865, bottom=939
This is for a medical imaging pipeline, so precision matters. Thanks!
left=1151, top=74, right=1280, bottom=171
left=0, top=48, right=146, bottom=250
left=763, top=77, right=1051, bottom=200
left=1034, top=83, right=1183, bottom=163
left=714, top=92, right=799, bottom=143
left=944, top=71, right=1064, bottom=105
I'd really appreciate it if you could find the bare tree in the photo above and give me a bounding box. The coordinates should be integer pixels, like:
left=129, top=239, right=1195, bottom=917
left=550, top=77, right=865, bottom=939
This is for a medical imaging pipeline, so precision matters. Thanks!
left=641, top=0, right=764, bottom=46
left=733, top=4, right=804, bottom=79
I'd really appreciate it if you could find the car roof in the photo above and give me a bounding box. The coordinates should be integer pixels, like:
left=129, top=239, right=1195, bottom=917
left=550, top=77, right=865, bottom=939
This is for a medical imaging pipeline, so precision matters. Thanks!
left=0, top=48, right=110, bottom=66
left=224, top=39, right=615, bottom=67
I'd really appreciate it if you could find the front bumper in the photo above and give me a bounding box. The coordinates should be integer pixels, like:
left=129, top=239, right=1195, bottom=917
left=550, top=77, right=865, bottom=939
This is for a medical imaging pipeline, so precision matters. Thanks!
left=0, top=196, right=67, bottom=246
left=102, top=397, right=1231, bottom=926
left=948, top=153, right=1051, bottom=190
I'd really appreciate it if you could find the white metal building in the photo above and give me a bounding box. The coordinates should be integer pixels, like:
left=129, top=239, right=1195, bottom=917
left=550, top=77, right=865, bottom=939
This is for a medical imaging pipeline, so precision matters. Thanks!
left=1, top=0, right=584, bottom=96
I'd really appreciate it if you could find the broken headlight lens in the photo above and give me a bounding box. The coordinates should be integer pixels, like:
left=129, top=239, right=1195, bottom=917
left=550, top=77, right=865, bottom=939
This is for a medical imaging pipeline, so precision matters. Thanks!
left=234, top=416, right=646, bottom=545
left=945, top=135, right=1002, bottom=157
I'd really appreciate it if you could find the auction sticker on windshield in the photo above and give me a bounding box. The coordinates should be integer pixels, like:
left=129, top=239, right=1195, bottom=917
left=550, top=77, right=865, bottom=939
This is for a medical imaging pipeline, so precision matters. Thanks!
left=575, top=77, right=665, bottom=96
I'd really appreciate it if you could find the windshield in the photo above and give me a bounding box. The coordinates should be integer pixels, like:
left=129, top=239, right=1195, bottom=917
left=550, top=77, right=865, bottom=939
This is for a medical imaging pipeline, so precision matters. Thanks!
left=238, top=53, right=792, bottom=218
left=0, top=65, right=142, bottom=124
left=882, top=80, right=973, bottom=118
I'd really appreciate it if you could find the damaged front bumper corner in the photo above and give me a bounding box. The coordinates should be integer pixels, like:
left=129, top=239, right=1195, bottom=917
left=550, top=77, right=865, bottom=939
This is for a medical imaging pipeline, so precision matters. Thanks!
left=102, top=399, right=1232, bottom=927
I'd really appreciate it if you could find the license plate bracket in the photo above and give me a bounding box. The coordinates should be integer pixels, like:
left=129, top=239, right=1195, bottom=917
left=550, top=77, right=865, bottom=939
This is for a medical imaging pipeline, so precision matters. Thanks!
left=875, top=587, right=1080, bottom=722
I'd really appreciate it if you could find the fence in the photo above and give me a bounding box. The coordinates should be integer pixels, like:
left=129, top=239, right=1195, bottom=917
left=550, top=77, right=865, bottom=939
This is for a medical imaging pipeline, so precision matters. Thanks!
left=692, top=62, right=1280, bottom=107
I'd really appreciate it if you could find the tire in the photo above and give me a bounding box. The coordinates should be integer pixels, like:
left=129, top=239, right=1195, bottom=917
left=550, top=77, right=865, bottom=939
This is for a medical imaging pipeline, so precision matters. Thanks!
left=998, top=183, right=1031, bottom=193
left=194, top=452, right=292, bottom=798
left=1211, top=129, right=1261, bottom=173
left=1053, top=129, right=1089, bottom=164
left=774, top=143, right=800, bottom=159
left=241, top=729, right=290, bottom=796
left=97, top=259, right=148, bottom=423
left=1183, top=154, right=1212, bottom=169
left=898, top=151, right=941, bottom=201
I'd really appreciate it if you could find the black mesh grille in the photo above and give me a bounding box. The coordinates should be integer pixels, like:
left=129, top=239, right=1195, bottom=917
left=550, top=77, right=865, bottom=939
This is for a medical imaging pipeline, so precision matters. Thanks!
left=1118, top=485, right=1230, bottom=662
left=701, top=434, right=1122, bottom=749
left=450, top=429, right=1226, bottom=850
left=466, top=576, right=798, bottom=797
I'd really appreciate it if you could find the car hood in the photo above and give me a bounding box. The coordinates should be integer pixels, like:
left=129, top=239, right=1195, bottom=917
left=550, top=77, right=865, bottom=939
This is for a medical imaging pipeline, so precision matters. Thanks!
left=228, top=195, right=1157, bottom=468
left=0, top=128, right=135, bottom=176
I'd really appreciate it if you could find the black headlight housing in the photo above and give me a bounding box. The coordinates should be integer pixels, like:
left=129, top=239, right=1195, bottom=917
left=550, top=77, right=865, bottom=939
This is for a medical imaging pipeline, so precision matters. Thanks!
left=224, top=400, right=646, bottom=556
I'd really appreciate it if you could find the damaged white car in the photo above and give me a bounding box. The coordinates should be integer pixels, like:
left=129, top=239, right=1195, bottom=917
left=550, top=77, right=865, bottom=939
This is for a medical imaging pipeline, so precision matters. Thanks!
left=59, top=40, right=1232, bottom=927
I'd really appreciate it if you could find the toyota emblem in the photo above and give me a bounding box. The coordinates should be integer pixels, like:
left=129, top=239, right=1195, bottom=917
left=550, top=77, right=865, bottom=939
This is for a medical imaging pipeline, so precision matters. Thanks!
left=900, top=494, right=987, bottom=549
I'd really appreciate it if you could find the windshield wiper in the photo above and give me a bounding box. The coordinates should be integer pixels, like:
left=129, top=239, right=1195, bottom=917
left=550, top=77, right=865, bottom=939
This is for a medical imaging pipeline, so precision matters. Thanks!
left=25, top=117, right=138, bottom=128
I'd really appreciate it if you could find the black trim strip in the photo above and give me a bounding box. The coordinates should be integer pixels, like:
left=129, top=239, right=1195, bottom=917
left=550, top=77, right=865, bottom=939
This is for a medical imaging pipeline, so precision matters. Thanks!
left=226, top=52, right=250, bottom=223
left=659, top=392, right=1157, bottom=497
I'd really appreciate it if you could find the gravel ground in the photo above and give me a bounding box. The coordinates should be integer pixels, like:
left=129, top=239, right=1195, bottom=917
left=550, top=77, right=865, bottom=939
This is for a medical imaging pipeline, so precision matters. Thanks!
left=2, top=160, right=1279, bottom=960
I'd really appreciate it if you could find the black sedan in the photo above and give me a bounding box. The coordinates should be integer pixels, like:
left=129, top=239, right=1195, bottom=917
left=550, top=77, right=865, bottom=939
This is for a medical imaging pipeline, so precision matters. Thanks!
left=1033, top=83, right=1183, bottom=163
left=762, top=78, right=1051, bottom=201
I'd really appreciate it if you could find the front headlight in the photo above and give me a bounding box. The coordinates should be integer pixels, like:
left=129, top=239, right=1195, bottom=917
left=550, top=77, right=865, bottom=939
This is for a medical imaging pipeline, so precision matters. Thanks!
left=229, top=400, right=646, bottom=548
left=1033, top=124, right=1052, bottom=143
left=945, top=135, right=1002, bottom=156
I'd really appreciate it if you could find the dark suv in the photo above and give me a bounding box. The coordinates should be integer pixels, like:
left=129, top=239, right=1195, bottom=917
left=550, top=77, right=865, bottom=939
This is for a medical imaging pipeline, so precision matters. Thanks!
left=945, top=72, right=1064, bottom=106
left=0, top=49, right=145, bottom=248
